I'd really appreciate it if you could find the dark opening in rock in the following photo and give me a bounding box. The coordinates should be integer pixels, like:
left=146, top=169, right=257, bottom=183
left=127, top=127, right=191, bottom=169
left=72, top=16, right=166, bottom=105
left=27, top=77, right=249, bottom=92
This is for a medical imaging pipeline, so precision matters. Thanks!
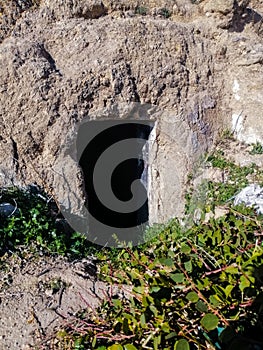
left=77, top=120, right=154, bottom=235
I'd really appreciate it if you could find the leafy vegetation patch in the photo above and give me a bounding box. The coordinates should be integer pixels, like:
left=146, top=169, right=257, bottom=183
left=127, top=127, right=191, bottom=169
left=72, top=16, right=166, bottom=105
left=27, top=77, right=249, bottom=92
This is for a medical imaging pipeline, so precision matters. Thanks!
left=135, top=6, right=148, bottom=16
left=52, top=206, right=263, bottom=350
left=158, top=8, right=171, bottom=18
left=185, top=146, right=263, bottom=223
left=249, top=142, right=263, bottom=155
left=0, top=186, right=98, bottom=258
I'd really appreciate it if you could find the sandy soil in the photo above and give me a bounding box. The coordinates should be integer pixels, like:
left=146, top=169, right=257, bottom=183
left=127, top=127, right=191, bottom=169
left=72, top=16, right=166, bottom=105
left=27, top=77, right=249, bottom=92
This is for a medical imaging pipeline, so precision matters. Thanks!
left=0, top=250, right=126, bottom=349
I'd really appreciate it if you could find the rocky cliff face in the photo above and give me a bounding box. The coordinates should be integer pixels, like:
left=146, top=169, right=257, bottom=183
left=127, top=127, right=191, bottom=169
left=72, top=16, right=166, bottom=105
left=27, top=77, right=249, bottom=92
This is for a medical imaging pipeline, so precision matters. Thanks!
left=0, top=0, right=262, bottom=233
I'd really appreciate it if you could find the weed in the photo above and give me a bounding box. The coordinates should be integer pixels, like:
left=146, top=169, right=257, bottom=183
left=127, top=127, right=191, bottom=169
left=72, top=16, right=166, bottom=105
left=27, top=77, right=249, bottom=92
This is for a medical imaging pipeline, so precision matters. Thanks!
left=185, top=150, right=263, bottom=219
left=0, top=186, right=98, bottom=258
left=135, top=6, right=147, bottom=16
left=249, top=142, right=263, bottom=155
left=159, top=8, right=171, bottom=18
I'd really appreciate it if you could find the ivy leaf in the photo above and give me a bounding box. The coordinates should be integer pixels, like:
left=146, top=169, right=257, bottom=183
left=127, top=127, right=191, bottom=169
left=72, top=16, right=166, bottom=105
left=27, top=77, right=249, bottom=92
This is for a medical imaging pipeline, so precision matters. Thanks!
left=195, top=300, right=208, bottom=313
left=124, top=345, right=138, bottom=350
left=159, top=258, right=174, bottom=267
left=165, top=332, right=177, bottom=340
left=174, top=339, right=190, bottom=350
left=239, top=275, right=250, bottom=291
left=140, top=313, right=146, bottom=327
left=201, top=313, right=219, bottom=331
left=209, top=295, right=222, bottom=307
left=186, top=291, right=199, bottom=303
left=170, top=273, right=184, bottom=283
left=225, top=266, right=239, bottom=274
left=224, top=285, right=234, bottom=298
left=181, top=243, right=191, bottom=254
left=108, top=345, right=124, bottom=350
left=184, top=260, right=192, bottom=272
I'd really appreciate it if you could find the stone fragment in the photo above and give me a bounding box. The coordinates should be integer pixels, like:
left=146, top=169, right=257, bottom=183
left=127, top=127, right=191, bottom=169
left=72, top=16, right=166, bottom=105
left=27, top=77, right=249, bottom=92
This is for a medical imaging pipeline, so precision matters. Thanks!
left=203, top=0, right=234, bottom=15
left=0, top=203, right=20, bottom=218
left=234, top=184, right=263, bottom=214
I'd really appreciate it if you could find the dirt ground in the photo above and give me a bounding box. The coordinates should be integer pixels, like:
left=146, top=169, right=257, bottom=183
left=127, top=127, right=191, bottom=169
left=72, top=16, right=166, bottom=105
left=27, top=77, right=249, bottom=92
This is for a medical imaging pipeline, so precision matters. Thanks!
left=0, top=250, right=128, bottom=349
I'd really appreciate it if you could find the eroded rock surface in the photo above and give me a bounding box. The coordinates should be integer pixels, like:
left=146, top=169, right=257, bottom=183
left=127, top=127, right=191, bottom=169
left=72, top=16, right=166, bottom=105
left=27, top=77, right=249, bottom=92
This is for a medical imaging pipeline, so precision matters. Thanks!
left=0, top=0, right=262, bottom=228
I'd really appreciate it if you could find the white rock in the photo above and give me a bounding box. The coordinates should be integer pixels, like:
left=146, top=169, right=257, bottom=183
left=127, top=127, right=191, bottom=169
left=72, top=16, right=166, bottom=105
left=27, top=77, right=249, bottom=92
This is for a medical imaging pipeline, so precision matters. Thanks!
left=234, top=184, right=263, bottom=214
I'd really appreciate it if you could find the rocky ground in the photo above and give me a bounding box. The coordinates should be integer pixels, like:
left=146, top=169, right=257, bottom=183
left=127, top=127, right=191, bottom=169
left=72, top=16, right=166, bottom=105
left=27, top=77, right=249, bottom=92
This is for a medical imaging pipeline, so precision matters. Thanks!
left=0, top=249, right=131, bottom=349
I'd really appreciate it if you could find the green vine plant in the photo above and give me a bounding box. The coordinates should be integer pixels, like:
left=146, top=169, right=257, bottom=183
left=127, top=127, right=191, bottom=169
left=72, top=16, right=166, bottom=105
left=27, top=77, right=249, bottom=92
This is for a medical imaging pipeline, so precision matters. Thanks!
left=50, top=205, right=263, bottom=350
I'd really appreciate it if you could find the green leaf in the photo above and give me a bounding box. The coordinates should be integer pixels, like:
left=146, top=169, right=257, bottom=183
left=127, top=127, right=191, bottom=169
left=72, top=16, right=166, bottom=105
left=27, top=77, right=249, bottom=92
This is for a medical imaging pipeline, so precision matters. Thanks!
left=159, top=258, right=174, bottom=267
left=170, top=273, right=184, bottom=283
left=174, top=339, right=190, bottom=350
left=134, top=250, right=139, bottom=260
left=239, top=275, right=250, bottom=291
left=196, top=278, right=210, bottom=290
left=133, top=286, right=145, bottom=294
left=124, top=345, right=138, bottom=350
left=150, top=286, right=161, bottom=293
left=108, top=345, right=123, bottom=350
left=201, top=313, right=219, bottom=331
left=186, top=291, right=199, bottom=303
left=184, top=260, right=192, bottom=272
left=153, top=335, right=161, bottom=349
left=181, top=243, right=191, bottom=254
left=129, top=270, right=142, bottom=282
left=161, top=322, right=170, bottom=333
left=168, top=249, right=175, bottom=258
left=92, top=336, right=97, bottom=348
left=165, top=332, right=177, bottom=340
left=225, top=266, right=239, bottom=274
left=224, top=285, right=234, bottom=298
left=195, top=300, right=208, bottom=313
left=140, top=313, right=146, bottom=327
left=149, top=305, right=158, bottom=316
left=112, top=299, right=122, bottom=308
left=122, top=318, right=129, bottom=334
left=142, top=295, right=149, bottom=307
left=141, top=255, right=148, bottom=264
left=209, top=295, right=222, bottom=307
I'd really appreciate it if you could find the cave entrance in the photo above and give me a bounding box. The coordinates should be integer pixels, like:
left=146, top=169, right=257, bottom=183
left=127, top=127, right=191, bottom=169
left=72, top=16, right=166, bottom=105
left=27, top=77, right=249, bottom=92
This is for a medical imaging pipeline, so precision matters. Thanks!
left=77, top=120, right=155, bottom=240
